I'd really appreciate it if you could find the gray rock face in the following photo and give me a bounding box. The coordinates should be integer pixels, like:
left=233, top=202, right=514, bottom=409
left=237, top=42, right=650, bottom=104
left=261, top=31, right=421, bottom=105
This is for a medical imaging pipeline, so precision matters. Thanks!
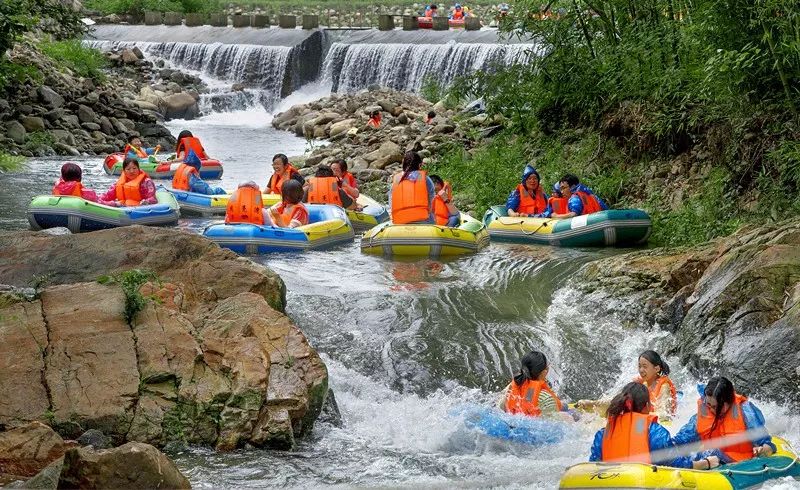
left=37, top=86, right=64, bottom=109
left=20, top=116, right=45, bottom=132
left=76, top=105, right=97, bottom=124
left=162, top=92, right=199, bottom=120
left=5, top=120, right=26, bottom=144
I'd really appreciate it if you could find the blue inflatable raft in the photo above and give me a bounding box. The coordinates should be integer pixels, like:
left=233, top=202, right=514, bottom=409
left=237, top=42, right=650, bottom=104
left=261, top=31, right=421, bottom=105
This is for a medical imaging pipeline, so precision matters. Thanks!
left=453, top=404, right=571, bottom=446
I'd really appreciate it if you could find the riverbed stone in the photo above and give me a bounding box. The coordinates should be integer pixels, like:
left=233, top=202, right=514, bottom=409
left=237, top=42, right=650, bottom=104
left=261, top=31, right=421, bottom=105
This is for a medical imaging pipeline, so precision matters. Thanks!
left=5, top=121, right=26, bottom=144
left=37, top=86, right=64, bottom=109
left=162, top=92, right=199, bottom=120
left=76, top=104, right=97, bottom=124
left=0, top=422, right=68, bottom=479
left=20, top=116, right=45, bottom=132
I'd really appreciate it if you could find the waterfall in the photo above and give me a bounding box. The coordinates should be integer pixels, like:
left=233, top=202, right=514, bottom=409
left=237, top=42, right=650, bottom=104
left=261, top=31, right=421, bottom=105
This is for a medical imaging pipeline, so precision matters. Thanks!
left=322, top=41, right=536, bottom=93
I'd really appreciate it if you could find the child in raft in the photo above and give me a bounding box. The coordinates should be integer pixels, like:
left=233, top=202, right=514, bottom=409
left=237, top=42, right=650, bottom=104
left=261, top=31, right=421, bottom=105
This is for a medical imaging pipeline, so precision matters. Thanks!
left=500, top=351, right=575, bottom=421
left=52, top=162, right=98, bottom=202
left=268, top=179, right=309, bottom=229
left=576, top=350, right=678, bottom=421
left=430, top=174, right=460, bottom=227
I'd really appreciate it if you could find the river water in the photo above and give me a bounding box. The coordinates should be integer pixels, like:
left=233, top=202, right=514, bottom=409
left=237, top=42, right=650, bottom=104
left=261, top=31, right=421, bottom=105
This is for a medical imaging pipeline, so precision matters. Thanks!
left=3, top=106, right=800, bottom=488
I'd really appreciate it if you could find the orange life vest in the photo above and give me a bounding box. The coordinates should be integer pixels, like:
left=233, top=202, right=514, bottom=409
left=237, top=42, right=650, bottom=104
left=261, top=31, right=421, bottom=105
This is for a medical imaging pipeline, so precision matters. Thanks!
left=306, top=176, right=342, bottom=206
left=576, top=190, right=603, bottom=215
left=452, top=9, right=464, bottom=19
left=505, top=379, right=563, bottom=417
left=433, top=184, right=453, bottom=226
left=268, top=164, right=299, bottom=195
left=647, top=376, right=678, bottom=416
left=176, top=136, right=208, bottom=160
left=225, top=186, right=265, bottom=225
left=601, top=412, right=657, bottom=463
left=391, top=171, right=430, bottom=224
left=516, top=184, right=548, bottom=215
left=341, top=172, right=358, bottom=198
left=53, top=181, right=83, bottom=197
left=172, top=163, right=199, bottom=191
left=548, top=196, right=568, bottom=214
left=125, top=144, right=148, bottom=159
left=696, top=393, right=752, bottom=462
left=368, top=114, right=382, bottom=128
left=115, top=171, right=147, bottom=206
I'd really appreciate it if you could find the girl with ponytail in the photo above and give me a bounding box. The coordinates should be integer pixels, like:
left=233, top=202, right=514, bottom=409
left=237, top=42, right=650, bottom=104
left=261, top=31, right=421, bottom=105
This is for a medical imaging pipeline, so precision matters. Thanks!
left=502, top=351, right=571, bottom=419
left=636, top=350, right=678, bottom=420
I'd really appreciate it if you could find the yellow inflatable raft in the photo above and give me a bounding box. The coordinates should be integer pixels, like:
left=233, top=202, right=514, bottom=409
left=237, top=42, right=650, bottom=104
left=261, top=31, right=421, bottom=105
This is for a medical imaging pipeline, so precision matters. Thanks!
left=361, top=213, right=489, bottom=258
left=559, top=437, right=800, bottom=489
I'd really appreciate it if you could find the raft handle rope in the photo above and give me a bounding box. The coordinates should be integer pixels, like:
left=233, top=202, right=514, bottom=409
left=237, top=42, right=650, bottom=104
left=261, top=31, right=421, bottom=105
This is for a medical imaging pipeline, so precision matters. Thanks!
left=304, top=220, right=351, bottom=235
left=518, top=220, right=549, bottom=236
left=717, top=440, right=800, bottom=477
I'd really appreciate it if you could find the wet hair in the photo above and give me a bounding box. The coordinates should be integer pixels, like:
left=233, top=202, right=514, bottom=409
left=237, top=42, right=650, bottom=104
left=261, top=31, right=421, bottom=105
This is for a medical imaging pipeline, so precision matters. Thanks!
left=427, top=111, right=436, bottom=119
left=176, top=130, right=193, bottom=152
left=399, top=151, right=423, bottom=182
left=127, top=135, right=141, bottom=144
left=607, top=382, right=650, bottom=420
left=640, top=350, right=670, bottom=376
left=430, top=4, right=437, bottom=9
left=703, top=376, right=736, bottom=436
left=429, top=174, right=444, bottom=187
left=560, top=174, right=579, bottom=187
left=315, top=165, right=334, bottom=178
left=60, top=162, right=82, bottom=182
left=122, top=157, right=140, bottom=170
left=281, top=179, right=304, bottom=204
left=331, top=159, right=347, bottom=172
left=371, top=110, right=381, bottom=117
left=513, top=351, right=548, bottom=386
left=272, top=153, right=289, bottom=165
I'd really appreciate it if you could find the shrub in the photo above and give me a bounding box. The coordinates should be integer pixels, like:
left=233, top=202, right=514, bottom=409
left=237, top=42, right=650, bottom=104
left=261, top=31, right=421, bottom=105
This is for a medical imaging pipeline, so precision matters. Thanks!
left=39, top=40, right=108, bottom=82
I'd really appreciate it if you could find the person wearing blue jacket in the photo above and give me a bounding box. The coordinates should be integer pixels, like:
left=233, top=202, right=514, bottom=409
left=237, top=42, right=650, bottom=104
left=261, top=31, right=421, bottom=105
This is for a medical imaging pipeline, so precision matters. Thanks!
left=182, top=150, right=225, bottom=195
left=551, top=174, right=608, bottom=219
left=672, top=377, right=775, bottom=470
left=589, top=382, right=691, bottom=467
left=506, top=165, right=552, bottom=218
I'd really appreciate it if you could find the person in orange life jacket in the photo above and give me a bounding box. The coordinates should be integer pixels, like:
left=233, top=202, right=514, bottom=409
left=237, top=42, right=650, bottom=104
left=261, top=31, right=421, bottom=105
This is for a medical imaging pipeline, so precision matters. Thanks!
left=589, top=382, right=690, bottom=467
left=331, top=159, right=360, bottom=200
left=424, top=4, right=438, bottom=17
left=225, top=181, right=267, bottom=225
left=388, top=151, right=435, bottom=224
left=635, top=350, right=678, bottom=421
left=450, top=3, right=466, bottom=19
left=99, top=158, right=157, bottom=207
left=673, top=376, right=775, bottom=469
left=175, top=130, right=209, bottom=160
left=506, top=165, right=552, bottom=217
left=429, top=174, right=460, bottom=227
left=550, top=173, right=608, bottom=219
left=125, top=135, right=160, bottom=162
left=367, top=110, right=382, bottom=129
left=501, top=351, right=575, bottom=421
left=425, top=110, right=436, bottom=125
left=548, top=182, right=568, bottom=215
left=303, top=166, right=356, bottom=209
left=52, top=162, right=98, bottom=202
left=269, top=179, right=309, bottom=228
left=267, top=153, right=304, bottom=194
left=173, top=150, right=225, bottom=195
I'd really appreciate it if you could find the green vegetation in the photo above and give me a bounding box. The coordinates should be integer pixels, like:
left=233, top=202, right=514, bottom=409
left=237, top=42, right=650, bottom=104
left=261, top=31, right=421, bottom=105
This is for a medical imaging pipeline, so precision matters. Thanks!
left=0, top=152, right=25, bottom=172
left=39, top=39, right=108, bottom=82
left=23, top=131, right=55, bottom=154
left=85, top=0, right=499, bottom=14
left=441, top=0, right=799, bottom=247
left=97, top=269, right=160, bottom=323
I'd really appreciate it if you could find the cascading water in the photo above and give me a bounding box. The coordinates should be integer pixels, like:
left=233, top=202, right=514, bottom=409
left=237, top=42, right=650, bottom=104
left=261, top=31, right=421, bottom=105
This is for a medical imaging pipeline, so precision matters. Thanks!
left=322, top=41, right=536, bottom=93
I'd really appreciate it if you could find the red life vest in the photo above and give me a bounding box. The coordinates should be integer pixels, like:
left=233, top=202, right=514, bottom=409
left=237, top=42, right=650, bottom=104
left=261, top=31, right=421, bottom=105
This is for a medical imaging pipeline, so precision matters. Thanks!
left=696, top=394, right=753, bottom=462
left=433, top=195, right=449, bottom=225
left=505, top=379, right=563, bottom=417
left=53, top=181, right=83, bottom=197
left=225, top=186, right=264, bottom=225
left=176, top=136, right=208, bottom=160
left=273, top=202, right=309, bottom=227
left=575, top=190, right=603, bottom=215
left=172, top=163, right=199, bottom=191
left=452, top=9, right=464, bottom=19
left=124, top=144, right=148, bottom=159
left=267, top=164, right=300, bottom=195
left=341, top=172, right=358, bottom=198
left=548, top=196, right=567, bottom=214
left=601, top=412, right=657, bottom=463
left=306, top=176, right=342, bottom=206
left=115, top=171, right=148, bottom=206
left=516, top=184, right=548, bottom=215
left=368, top=114, right=382, bottom=128
left=391, top=171, right=430, bottom=224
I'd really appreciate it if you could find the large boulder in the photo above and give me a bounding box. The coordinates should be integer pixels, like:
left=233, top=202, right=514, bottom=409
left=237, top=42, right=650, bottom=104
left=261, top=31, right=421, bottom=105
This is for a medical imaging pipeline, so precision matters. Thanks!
left=329, top=118, right=356, bottom=138
left=0, top=422, right=68, bottom=480
left=162, top=92, right=199, bottom=120
left=0, top=227, right=328, bottom=450
left=76, top=105, right=97, bottom=124
left=20, top=116, right=45, bottom=132
left=5, top=120, right=26, bottom=144
left=37, top=86, right=64, bottom=109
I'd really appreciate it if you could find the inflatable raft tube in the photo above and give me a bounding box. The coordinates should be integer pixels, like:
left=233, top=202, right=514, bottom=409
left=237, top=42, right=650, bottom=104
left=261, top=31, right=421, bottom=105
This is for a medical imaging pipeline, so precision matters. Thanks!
left=449, top=18, right=465, bottom=28
left=559, top=437, right=800, bottom=489
left=483, top=206, right=651, bottom=247
left=170, top=190, right=281, bottom=217
left=103, top=153, right=224, bottom=180
left=453, top=404, right=570, bottom=446
left=27, top=186, right=179, bottom=233
left=361, top=213, right=489, bottom=258
left=346, top=194, right=390, bottom=232
left=202, top=204, right=355, bottom=254
left=418, top=16, right=433, bottom=28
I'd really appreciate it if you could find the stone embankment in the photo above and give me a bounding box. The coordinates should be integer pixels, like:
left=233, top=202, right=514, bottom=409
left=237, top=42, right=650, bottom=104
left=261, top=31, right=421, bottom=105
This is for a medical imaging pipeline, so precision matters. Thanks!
left=576, top=218, right=800, bottom=405
left=0, top=226, right=330, bottom=463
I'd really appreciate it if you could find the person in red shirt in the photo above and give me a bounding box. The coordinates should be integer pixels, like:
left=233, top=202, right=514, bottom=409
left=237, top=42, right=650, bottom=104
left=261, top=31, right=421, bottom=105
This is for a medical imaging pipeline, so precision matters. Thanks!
left=52, top=162, right=98, bottom=202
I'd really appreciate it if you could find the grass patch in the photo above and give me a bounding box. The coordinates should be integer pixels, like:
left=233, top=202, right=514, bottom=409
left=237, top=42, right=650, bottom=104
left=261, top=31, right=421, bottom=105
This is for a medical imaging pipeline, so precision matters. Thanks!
left=23, top=132, right=55, bottom=154
left=38, top=39, right=107, bottom=82
left=97, top=269, right=160, bottom=323
left=0, top=60, right=42, bottom=92
left=0, top=152, right=25, bottom=172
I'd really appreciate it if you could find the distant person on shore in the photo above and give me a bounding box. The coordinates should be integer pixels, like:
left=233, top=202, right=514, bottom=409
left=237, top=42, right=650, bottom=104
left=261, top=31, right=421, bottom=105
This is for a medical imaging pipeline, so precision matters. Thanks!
left=172, top=150, right=225, bottom=195
left=52, top=162, right=98, bottom=202
left=269, top=180, right=309, bottom=228
left=331, top=158, right=360, bottom=200
left=506, top=165, right=551, bottom=217
left=450, top=3, right=467, bottom=19
left=430, top=174, right=460, bottom=227
left=549, top=174, right=608, bottom=219
left=175, top=129, right=209, bottom=160
left=267, top=153, right=304, bottom=194
left=424, top=4, right=439, bottom=17
left=124, top=135, right=160, bottom=162
left=425, top=110, right=436, bottom=124
left=99, top=158, right=157, bottom=207
left=389, top=151, right=435, bottom=224
left=367, top=110, right=382, bottom=129
left=303, top=165, right=357, bottom=210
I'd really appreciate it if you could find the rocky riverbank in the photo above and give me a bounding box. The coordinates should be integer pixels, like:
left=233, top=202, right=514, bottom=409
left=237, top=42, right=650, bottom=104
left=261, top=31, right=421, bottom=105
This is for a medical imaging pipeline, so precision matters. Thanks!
left=574, top=218, right=800, bottom=405
left=0, top=39, right=203, bottom=157
left=0, top=226, right=330, bottom=453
